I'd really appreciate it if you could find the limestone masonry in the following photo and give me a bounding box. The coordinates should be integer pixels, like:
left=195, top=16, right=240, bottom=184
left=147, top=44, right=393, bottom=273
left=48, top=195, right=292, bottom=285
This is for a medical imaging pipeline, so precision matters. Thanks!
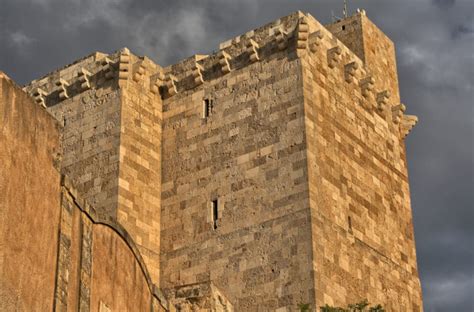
left=0, top=9, right=422, bottom=311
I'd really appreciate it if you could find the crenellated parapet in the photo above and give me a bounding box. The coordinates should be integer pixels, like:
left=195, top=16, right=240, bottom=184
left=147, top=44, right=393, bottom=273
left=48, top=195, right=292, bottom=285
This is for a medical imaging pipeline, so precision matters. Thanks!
left=24, top=52, right=120, bottom=107
left=154, top=11, right=305, bottom=98
left=23, top=48, right=166, bottom=108
left=293, top=12, right=418, bottom=139
left=22, top=10, right=417, bottom=139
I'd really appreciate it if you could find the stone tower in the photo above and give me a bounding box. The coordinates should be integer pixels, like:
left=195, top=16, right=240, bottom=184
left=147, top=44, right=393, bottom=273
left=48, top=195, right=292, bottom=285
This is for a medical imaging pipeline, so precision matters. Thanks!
left=24, top=10, right=422, bottom=311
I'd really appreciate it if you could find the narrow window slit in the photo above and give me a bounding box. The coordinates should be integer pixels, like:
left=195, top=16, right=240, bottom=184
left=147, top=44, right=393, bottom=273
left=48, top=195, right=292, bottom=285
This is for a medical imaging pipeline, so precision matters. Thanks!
left=212, top=199, right=219, bottom=230
left=348, top=216, right=352, bottom=232
left=203, top=98, right=213, bottom=118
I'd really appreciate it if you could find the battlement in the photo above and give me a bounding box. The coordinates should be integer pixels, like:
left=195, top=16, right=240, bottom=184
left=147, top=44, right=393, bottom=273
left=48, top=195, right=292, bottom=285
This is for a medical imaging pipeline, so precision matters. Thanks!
left=24, top=10, right=416, bottom=141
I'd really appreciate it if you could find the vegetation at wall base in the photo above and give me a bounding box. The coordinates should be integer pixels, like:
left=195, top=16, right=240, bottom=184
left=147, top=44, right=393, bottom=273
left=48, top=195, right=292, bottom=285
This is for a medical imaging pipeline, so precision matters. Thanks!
left=299, top=300, right=385, bottom=312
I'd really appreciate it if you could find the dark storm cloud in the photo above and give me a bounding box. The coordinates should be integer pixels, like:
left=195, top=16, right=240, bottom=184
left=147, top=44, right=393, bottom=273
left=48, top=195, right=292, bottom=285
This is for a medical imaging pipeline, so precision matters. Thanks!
left=432, top=0, right=456, bottom=9
left=1, top=0, right=472, bottom=310
left=451, top=23, right=474, bottom=39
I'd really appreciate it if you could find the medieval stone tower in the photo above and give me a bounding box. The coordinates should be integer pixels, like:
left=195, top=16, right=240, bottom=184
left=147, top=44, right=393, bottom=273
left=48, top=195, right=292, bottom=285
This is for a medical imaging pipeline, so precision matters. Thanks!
left=2, top=9, right=422, bottom=311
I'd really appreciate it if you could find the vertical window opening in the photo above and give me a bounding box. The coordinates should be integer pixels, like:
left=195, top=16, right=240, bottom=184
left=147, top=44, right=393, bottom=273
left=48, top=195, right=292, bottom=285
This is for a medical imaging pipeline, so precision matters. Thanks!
left=348, top=216, right=352, bottom=232
left=342, top=25, right=346, bottom=30
left=203, top=98, right=213, bottom=118
left=211, top=199, right=219, bottom=230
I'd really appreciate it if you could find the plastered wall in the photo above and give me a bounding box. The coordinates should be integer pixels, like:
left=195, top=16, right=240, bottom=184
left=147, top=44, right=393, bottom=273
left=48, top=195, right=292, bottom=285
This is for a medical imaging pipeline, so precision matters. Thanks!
left=0, top=72, right=61, bottom=311
left=0, top=73, right=167, bottom=311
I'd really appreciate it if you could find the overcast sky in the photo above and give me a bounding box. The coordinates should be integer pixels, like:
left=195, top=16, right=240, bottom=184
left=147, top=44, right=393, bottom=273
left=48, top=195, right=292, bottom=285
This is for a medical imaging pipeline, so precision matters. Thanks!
left=0, top=0, right=472, bottom=310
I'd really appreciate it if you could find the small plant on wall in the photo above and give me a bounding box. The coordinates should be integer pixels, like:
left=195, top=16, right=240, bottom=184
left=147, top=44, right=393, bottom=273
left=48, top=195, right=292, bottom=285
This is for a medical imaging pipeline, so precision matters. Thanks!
left=298, top=303, right=311, bottom=312
left=298, top=300, right=385, bottom=312
left=321, top=300, right=385, bottom=312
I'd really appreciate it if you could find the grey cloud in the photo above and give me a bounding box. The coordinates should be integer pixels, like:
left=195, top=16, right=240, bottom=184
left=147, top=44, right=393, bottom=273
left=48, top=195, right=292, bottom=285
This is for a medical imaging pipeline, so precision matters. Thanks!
left=0, top=0, right=472, bottom=310
left=423, top=274, right=473, bottom=311
left=9, top=31, right=34, bottom=47
left=432, top=0, right=456, bottom=9
left=451, top=23, right=474, bottom=39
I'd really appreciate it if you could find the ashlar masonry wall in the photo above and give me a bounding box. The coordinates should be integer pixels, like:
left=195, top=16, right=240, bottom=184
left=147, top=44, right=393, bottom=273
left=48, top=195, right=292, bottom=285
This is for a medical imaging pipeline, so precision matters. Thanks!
left=24, top=52, right=122, bottom=217
left=24, top=51, right=164, bottom=283
left=301, top=12, right=423, bottom=310
left=116, top=51, right=163, bottom=282
left=159, top=11, right=316, bottom=311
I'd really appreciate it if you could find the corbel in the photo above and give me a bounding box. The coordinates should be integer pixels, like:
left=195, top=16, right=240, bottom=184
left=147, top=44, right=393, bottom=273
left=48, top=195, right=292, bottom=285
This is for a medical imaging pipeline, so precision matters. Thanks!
left=133, top=62, right=146, bottom=82
left=309, top=30, right=324, bottom=53
left=275, top=27, right=288, bottom=51
left=218, top=51, right=232, bottom=74
left=164, top=74, right=178, bottom=96
left=56, top=78, right=70, bottom=100
left=344, top=61, right=359, bottom=83
left=392, top=103, right=406, bottom=124
left=400, top=115, right=418, bottom=138
left=247, top=39, right=260, bottom=63
left=32, top=88, right=48, bottom=108
left=118, top=48, right=131, bottom=85
left=78, top=68, right=92, bottom=91
left=102, top=57, right=114, bottom=80
left=327, top=46, right=342, bottom=69
left=192, top=62, right=204, bottom=86
left=376, top=90, right=391, bottom=113
left=296, top=18, right=309, bottom=53
left=150, top=72, right=164, bottom=96
left=360, top=76, right=375, bottom=98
